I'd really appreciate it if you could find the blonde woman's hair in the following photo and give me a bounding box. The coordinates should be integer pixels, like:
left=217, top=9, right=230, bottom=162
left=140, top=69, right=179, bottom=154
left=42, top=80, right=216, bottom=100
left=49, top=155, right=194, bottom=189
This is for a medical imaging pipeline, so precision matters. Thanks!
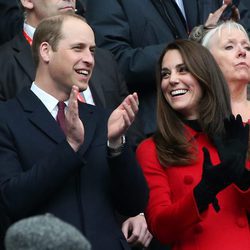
left=202, top=21, right=249, bottom=49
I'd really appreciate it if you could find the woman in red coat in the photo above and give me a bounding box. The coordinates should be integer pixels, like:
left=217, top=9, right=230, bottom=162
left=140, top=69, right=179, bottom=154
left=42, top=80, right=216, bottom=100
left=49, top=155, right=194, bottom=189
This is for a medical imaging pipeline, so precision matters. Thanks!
left=136, top=40, right=250, bottom=250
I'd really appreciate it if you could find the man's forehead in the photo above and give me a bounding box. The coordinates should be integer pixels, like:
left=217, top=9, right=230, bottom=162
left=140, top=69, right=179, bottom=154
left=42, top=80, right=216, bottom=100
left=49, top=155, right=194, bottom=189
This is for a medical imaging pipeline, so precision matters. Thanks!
left=60, top=19, right=95, bottom=44
left=62, top=17, right=91, bottom=31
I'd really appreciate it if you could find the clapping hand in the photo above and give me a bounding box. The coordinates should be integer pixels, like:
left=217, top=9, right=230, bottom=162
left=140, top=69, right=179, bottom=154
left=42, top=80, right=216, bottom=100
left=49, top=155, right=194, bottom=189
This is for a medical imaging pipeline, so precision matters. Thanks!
left=65, top=85, right=84, bottom=152
left=194, top=147, right=238, bottom=212
left=108, top=93, right=139, bottom=147
left=213, top=115, right=249, bottom=189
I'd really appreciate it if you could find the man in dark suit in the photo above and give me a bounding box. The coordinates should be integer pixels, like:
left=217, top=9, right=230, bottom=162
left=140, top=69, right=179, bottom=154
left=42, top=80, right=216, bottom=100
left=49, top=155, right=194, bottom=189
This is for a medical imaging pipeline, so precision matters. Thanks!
left=85, top=0, right=250, bottom=137
left=0, top=13, right=149, bottom=250
left=0, top=0, right=152, bottom=249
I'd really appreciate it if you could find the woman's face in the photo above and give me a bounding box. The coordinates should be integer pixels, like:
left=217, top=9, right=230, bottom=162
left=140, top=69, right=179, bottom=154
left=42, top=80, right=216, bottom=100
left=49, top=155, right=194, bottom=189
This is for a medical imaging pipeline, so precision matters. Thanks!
left=209, top=27, right=250, bottom=85
left=161, top=49, right=202, bottom=120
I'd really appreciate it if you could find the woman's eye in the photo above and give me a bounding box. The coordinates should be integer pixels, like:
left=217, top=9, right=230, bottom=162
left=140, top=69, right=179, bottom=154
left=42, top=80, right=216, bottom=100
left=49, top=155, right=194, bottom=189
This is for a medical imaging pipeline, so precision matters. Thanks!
left=161, top=71, right=170, bottom=79
left=225, top=45, right=233, bottom=50
left=178, top=65, right=188, bottom=73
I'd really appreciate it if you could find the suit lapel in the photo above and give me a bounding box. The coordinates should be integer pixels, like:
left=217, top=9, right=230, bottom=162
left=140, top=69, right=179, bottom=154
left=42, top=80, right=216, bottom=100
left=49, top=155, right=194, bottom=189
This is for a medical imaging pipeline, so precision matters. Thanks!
left=12, top=32, right=36, bottom=82
left=17, top=88, right=65, bottom=143
left=17, top=88, right=99, bottom=152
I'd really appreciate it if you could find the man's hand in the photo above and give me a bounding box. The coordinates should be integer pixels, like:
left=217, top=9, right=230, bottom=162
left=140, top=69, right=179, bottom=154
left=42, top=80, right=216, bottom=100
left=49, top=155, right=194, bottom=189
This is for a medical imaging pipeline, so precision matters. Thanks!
left=205, top=1, right=240, bottom=27
left=205, top=4, right=228, bottom=27
left=121, top=214, right=153, bottom=248
left=65, top=85, right=84, bottom=151
left=108, top=92, right=139, bottom=146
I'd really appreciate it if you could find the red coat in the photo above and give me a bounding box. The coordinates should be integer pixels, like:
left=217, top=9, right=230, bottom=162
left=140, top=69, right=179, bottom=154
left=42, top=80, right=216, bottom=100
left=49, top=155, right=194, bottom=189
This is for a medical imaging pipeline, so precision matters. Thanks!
left=136, top=126, right=250, bottom=250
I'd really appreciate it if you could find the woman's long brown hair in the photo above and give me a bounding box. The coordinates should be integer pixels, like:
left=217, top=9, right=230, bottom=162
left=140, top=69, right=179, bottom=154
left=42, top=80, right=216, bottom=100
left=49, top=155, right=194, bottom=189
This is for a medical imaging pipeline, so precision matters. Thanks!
left=153, top=40, right=232, bottom=166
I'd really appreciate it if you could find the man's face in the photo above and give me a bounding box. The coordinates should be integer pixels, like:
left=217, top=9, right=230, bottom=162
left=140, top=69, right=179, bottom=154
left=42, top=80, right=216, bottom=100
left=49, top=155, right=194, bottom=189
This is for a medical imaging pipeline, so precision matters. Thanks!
left=46, top=18, right=95, bottom=95
left=31, top=0, right=76, bottom=19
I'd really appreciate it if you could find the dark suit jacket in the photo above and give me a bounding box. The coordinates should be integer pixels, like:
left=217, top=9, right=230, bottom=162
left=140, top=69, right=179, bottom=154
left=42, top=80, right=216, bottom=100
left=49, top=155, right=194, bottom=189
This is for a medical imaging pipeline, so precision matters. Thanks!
left=0, top=88, right=149, bottom=250
left=85, top=0, right=250, bottom=135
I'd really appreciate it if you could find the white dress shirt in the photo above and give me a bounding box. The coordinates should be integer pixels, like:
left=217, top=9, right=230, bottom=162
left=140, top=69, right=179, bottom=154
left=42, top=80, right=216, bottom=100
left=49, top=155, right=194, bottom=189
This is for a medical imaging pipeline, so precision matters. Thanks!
left=175, top=0, right=187, bottom=20
left=30, top=82, right=68, bottom=119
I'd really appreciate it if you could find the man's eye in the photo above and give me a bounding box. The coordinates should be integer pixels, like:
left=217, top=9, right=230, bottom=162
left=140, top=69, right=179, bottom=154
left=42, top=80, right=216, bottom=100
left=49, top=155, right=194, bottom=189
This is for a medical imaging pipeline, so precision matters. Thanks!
left=73, top=46, right=82, bottom=51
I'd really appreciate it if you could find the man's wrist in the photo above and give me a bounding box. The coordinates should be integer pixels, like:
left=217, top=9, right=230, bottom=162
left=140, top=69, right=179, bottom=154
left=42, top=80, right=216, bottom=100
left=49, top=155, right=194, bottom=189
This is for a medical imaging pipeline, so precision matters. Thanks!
left=107, top=136, right=126, bottom=157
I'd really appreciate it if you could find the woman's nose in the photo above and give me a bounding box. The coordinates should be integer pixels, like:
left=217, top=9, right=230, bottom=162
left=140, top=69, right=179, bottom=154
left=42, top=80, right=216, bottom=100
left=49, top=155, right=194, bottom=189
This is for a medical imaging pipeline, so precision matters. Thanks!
left=169, top=73, right=180, bottom=85
left=237, top=45, right=247, bottom=58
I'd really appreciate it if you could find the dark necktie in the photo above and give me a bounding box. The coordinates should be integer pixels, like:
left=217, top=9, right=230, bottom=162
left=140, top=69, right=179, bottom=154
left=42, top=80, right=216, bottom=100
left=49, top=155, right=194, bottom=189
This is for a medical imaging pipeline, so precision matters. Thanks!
left=56, top=101, right=66, bottom=134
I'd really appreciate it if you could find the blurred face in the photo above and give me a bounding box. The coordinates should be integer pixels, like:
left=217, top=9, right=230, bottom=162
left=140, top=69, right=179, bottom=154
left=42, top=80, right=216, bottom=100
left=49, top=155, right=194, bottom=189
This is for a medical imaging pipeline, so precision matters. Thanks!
left=161, top=49, right=202, bottom=119
left=23, top=0, right=76, bottom=21
left=209, top=27, right=250, bottom=84
left=46, top=18, right=95, bottom=95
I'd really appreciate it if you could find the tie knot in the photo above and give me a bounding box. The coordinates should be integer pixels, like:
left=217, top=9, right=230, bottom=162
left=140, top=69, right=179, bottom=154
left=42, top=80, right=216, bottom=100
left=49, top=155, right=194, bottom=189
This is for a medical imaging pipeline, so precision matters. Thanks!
left=58, top=101, right=66, bottom=111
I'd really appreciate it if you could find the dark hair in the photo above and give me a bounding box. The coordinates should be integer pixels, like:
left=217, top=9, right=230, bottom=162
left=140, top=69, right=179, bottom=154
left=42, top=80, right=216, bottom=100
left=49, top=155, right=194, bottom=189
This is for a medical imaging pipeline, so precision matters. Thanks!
left=32, top=13, right=86, bottom=68
left=153, top=39, right=231, bottom=166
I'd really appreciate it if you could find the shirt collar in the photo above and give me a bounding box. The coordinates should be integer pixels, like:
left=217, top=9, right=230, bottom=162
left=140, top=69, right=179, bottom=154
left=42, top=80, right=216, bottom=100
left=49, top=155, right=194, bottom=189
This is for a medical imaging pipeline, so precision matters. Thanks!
left=23, top=23, right=36, bottom=40
left=30, top=82, right=68, bottom=114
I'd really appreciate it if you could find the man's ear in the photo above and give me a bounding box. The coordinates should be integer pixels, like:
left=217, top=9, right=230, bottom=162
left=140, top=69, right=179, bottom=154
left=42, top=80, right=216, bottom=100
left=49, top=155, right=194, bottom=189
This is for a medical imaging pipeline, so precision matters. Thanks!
left=40, top=42, right=51, bottom=64
left=20, top=0, right=34, bottom=10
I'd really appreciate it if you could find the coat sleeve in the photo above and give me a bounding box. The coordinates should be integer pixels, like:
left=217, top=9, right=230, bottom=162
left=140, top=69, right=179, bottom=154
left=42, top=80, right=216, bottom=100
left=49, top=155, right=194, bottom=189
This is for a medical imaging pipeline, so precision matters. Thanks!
left=108, top=143, right=149, bottom=217
left=234, top=160, right=250, bottom=212
left=136, top=139, right=203, bottom=244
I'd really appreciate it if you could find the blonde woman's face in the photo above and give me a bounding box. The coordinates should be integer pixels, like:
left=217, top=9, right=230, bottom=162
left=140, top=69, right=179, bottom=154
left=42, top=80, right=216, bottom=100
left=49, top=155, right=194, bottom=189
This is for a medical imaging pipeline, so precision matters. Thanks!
left=209, top=27, right=250, bottom=85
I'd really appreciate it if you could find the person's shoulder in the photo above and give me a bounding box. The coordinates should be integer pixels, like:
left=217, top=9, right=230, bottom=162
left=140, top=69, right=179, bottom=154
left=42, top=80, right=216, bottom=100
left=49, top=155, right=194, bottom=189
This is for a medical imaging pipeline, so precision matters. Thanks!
left=137, top=137, right=155, bottom=152
left=0, top=32, right=24, bottom=55
left=136, top=137, right=159, bottom=165
left=0, top=38, right=12, bottom=55
left=0, top=98, right=19, bottom=118
left=0, top=87, right=30, bottom=111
